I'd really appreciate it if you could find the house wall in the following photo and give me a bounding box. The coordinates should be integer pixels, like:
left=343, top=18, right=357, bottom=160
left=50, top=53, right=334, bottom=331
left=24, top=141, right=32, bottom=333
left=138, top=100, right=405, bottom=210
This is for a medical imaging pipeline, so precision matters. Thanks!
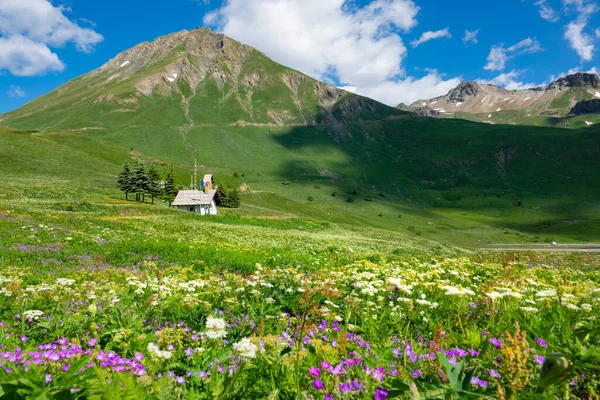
left=175, top=204, right=216, bottom=215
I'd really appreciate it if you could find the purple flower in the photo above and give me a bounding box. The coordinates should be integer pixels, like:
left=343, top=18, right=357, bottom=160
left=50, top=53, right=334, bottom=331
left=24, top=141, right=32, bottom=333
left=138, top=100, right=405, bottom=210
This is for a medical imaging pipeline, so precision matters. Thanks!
left=175, top=376, right=185, bottom=385
left=19, top=336, right=28, bottom=342
left=87, top=338, right=97, bottom=347
left=134, top=353, right=144, bottom=362
left=45, top=374, right=52, bottom=384
left=325, top=395, right=336, bottom=400
left=534, top=355, right=545, bottom=365
left=374, top=388, right=388, bottom=400
left=468, top=349, right=480, bottom=357
left=411, top=369, right=422, bottom=378
left=321, top=361, right=331, bottom=370
left=313, top=378, right=324, bottom=390
left=489, top=338, right=502, bottom=349
left=489, top=369, right=501, bottom=379
left=339, top=383, right=352, bottom=392
left=471, top=376, right=489, bottom=388
left=185, top=348, right=193, bottom=357
left=351, top=380, right=363, bottom=391
left=536, top=338, right=548, bottom=348
left=308, top=367, right=321, bottom=377
left=62, top=364, right=70, bottom=372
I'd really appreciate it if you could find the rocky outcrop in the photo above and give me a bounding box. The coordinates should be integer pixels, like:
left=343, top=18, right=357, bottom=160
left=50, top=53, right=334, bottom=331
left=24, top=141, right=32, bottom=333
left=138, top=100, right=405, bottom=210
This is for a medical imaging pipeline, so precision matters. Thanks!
left=409, top=107, right=440, bottom=118
left=447, top=82, right=484, bottom=102
left=569, top=99, right=600, bottom=115
left=547, top=73, right=600, bottom=90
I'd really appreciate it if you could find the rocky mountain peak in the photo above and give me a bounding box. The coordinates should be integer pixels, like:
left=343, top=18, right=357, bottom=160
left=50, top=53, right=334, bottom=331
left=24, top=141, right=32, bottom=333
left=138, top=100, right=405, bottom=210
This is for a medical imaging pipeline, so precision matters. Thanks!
left=447, top=81, right=483, bottom=102
left=547, top=72, right=600, bottom=90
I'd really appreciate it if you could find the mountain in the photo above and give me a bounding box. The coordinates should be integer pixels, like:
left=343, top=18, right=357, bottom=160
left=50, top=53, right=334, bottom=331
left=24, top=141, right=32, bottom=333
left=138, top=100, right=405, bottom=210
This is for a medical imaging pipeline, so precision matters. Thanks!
left=408, top=73, right=600, bottom=121
left=0, top=28, right=397, bottom=133
left=1, top=28, right=600, bottom=245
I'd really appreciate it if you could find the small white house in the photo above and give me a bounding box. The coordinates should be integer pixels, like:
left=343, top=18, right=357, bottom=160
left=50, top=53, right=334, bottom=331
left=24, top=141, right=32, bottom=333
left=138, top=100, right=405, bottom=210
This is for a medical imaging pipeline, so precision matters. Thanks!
left=172, top=189, right=218, bottom=215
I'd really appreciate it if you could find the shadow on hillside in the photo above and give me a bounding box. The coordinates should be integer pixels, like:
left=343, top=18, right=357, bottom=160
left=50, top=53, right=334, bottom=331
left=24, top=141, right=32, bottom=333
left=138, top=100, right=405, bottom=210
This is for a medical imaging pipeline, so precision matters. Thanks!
left=269, top=109, right=600, bottom=239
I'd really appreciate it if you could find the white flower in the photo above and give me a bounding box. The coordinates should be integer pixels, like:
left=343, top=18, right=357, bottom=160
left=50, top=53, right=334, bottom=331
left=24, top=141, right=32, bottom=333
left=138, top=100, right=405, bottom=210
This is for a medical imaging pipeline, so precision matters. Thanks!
left=565, top=303, right=580, bottom=311
left=23, top=310, right=44, bottom=320
left=204, top=317, right=227, bottom=339
left=486, top=291, right=503, bottom=300
left=232, top=338, right=258, bottom=358
left=536, top=289, right=557, bottom=298
left=581, top=303, right=592, bottom=312
left=147, top=342, right=172, bottom=360
left=520, top=306, right=539, bottom=313
left=56, top=278, right=75, bottom=286
left=442, top=286, right=475, bottom=296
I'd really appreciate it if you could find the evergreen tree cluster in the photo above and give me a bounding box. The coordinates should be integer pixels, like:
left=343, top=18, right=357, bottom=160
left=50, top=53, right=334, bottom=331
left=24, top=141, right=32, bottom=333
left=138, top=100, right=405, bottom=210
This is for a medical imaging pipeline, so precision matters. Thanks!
left=216, top=185, right=241, bottom=208
left=117, top=162, right=179, bottom=205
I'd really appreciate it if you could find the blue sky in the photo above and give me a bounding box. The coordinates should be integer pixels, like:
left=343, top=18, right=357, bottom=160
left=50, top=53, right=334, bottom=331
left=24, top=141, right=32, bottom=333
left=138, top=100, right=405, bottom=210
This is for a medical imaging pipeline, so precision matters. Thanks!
left=1, top=0, right=600, bottom=112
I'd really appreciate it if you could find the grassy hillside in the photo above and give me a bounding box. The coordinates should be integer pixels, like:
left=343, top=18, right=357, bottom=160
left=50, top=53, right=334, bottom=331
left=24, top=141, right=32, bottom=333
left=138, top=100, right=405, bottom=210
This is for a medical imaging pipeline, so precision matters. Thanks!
left=1, top=29, right=599, bottom=249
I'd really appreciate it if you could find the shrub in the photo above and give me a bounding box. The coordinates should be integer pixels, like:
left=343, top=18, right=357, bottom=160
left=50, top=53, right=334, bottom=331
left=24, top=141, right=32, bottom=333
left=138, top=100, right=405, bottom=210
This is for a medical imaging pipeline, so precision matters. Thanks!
left=314, top=185, right=320, bottom=189
left=345, top=197, right=354, bottom=203
left=233, top=172, right=240, bottom=179
left=307, top=196, right=314, bottom=202
left=282, top=181, right=290, bottom=185
left=364, top=196, right=373, bottom=202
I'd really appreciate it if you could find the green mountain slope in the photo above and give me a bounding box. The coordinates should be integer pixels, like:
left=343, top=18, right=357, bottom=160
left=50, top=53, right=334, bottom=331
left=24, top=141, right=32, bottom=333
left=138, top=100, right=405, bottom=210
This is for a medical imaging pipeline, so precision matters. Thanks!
left=1, top=29, right=600, bottom=246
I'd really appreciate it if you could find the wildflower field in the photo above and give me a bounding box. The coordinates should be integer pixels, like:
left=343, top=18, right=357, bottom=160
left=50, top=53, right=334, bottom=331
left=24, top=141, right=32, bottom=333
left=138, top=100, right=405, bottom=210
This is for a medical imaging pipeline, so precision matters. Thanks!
left=1, top=205, right=600, bottom=399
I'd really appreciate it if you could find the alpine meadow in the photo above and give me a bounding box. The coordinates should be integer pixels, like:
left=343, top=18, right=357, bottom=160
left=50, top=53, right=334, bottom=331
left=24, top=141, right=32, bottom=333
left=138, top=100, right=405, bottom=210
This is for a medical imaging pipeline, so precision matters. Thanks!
left=1, top=12, right=600, bottom=400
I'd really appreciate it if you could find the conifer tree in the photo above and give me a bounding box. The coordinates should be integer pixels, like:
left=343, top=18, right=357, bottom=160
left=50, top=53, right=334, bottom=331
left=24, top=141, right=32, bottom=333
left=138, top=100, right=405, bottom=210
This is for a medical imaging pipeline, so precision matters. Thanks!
left=147, top=166, right=161, bottom=204
left=216, top=185, right=230, bottom=207
left=161, top=165, right=178, bottom=206
left=229, top=187, right=241, bottom=208
left=117, top=163, right=134, bottom=200
left=133, top=162, right=149, bottom=202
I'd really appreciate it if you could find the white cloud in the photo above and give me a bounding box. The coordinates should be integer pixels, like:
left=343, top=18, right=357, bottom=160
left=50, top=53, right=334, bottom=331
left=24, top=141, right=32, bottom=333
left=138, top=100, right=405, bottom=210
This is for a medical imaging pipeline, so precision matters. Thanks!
left=565, top=21, right=595, bottom=60
left=205, top=0, right=420, bottom=89
left=343, top=70, right=461, bottom=106
left=562, top=0, right=598, bottom=17
left=484, top=38, right=542, bottom=71
left=410, top=28, right=451, bottom=47
left=0, top=35, right=64, bottom=76
left=479, top=70, right=542, bottom=90
left=534, top=0, right=560, bottom=21
left=203, top=0, right=465, bottom=106
left=0, top=0, right=102, bottom=76
left=462, top=29, right=479, bottom=45
left=204, top=0, right=460, bottom=106
left=6, top=84, right=25, bottom=97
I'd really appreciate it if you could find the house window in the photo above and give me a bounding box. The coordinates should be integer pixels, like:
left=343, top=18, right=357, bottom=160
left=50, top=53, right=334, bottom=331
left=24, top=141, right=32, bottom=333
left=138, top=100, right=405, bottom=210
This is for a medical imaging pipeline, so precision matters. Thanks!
left=188, top=206, right=194, bottom=212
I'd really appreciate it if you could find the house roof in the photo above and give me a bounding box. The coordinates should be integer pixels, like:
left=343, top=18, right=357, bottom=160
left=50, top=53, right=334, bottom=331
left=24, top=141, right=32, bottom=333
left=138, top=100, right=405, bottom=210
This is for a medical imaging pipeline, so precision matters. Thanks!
left=172, top=189, right=217, bottom=206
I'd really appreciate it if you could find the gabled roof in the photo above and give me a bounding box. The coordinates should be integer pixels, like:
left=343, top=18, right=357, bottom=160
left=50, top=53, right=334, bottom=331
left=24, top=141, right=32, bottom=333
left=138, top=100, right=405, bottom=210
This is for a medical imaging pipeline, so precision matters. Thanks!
left=172, top=189, right=217, bottom=206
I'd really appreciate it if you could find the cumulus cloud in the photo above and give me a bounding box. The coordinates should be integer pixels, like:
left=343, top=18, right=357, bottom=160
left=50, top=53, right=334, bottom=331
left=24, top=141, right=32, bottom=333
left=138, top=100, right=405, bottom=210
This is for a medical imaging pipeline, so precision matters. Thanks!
left=204, top=0, right=460, bottom=106
left=410, top=28, right=451, bottom=47
left=342, top=70, right=461, bottom=105
left=484, top=38, right=542, bottom=71
left=0, top=35, right=65, bottom=76
left=550, top=66, right=600, bottom=80
left=565, top=21, right=595, bottom=60
left=462, top=29, right=479, bottom=45
left=561, top=0, right=598, bottom=60
left=0, top=0, right=102, bottom=76
left=534, top=0, right=560, bottom=21
left=6, top=84, right=25, bottom=98
left=562, top=0, right=598, bottom=17
left=479, top=70, right=542, bottom=90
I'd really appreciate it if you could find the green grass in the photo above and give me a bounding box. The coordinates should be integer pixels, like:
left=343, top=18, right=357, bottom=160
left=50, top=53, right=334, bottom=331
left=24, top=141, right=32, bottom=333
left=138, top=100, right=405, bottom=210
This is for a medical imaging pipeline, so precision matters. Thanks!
left=1, top=28, right=599, bottom=251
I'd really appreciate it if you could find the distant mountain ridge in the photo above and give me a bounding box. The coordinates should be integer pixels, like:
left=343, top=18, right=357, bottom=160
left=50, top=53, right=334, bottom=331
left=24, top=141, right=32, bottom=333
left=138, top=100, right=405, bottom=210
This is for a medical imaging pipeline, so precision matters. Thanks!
left=402, top=73, right=600, bottom=118
left=1, top=28, right=399, bottom=132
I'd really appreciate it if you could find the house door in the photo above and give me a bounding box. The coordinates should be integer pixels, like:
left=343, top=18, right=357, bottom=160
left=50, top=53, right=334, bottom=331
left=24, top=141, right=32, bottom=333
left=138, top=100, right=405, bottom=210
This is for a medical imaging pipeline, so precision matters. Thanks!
left=188, top=206, right=194, bottom=212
